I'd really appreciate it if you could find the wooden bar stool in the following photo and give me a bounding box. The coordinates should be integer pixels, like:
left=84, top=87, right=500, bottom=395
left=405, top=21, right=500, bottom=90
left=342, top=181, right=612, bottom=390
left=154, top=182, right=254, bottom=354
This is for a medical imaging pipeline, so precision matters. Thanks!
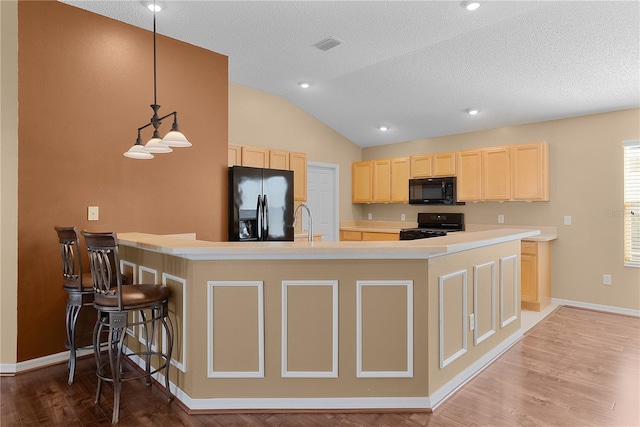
left=82, top=230, right=173, bottom=424
left=54, top=226, right=94, bottom=384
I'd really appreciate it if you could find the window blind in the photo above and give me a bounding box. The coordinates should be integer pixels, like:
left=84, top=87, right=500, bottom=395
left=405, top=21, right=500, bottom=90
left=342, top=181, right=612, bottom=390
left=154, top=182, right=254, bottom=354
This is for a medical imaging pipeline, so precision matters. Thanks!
left=623, top=140, right=640, bottom=266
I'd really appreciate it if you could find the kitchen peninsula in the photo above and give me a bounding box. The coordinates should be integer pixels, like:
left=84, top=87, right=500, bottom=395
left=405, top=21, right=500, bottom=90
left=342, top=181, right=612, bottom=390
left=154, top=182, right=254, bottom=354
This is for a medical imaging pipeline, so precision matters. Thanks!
left=117, top=229, right=538, bottom=412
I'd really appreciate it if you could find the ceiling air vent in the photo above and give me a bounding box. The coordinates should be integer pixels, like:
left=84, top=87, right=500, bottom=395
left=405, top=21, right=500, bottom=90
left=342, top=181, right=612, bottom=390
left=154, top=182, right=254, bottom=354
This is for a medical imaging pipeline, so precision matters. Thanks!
left=313, top=36, right=343, bottom=51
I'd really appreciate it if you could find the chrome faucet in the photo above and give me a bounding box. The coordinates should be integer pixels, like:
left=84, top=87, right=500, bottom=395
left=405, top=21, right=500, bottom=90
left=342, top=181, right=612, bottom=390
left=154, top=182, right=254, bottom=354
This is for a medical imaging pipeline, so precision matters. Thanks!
left=293, top=203, right=314, bottom=242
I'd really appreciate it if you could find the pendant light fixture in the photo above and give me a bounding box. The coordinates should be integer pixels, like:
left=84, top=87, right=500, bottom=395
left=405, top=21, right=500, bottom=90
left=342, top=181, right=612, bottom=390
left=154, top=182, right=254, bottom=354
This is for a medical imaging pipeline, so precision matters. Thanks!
left=124, top=2, right=191, bottom=159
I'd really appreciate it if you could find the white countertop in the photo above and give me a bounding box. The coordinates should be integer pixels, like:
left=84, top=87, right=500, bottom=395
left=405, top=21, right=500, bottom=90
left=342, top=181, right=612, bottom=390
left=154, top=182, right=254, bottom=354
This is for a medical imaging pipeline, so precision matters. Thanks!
left=340, top=221, right=558, bottom=242
left=117, top=228, right=540, bottom=261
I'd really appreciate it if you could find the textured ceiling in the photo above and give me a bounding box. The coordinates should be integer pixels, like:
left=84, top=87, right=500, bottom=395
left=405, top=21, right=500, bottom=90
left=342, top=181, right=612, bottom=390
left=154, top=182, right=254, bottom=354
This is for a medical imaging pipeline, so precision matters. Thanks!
left=62, top=1, right=640, bottom=147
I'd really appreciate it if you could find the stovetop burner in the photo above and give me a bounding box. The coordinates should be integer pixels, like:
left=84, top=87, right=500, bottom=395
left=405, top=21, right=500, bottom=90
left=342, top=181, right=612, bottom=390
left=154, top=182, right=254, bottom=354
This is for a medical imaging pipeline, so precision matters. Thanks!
left=399, top=213, right=464, bottom=240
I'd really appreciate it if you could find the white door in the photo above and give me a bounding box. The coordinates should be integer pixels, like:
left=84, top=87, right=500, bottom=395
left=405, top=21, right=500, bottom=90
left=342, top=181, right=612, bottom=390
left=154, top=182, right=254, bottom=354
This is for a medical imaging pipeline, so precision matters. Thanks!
left=306, top=162, right=339, bottom=241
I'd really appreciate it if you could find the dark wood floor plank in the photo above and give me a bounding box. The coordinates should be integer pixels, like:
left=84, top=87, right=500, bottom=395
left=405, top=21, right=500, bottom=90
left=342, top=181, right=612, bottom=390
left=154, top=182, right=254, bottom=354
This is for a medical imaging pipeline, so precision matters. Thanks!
left=1, top=306, right=638, bottom=426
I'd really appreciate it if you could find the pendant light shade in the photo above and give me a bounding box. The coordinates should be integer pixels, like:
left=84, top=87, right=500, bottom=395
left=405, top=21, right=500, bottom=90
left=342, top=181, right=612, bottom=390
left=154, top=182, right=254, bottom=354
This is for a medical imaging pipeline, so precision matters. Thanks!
left=161, top=130, right=192, bottom=147
left=145, top=136, right=173, bottom=153
left=124, top=144, right=154, bottom=159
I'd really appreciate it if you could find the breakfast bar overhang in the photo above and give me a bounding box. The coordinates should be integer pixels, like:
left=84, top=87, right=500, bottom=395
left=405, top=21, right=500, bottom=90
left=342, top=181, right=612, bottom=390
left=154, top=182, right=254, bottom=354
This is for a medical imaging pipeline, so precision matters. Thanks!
left=117, top=228, right=538, bottom=412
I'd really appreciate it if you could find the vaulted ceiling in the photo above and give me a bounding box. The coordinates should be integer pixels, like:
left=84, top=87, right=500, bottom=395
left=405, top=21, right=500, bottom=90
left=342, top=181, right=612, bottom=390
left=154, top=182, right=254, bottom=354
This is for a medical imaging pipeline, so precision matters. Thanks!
left=63, top=1, right=640, bottom=147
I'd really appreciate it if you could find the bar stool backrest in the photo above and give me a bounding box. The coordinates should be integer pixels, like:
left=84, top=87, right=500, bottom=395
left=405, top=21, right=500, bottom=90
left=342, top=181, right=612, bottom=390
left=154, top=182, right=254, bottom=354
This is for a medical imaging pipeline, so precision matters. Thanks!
left=54, top=226, right=83, bottom=291
left=82, top=231, right=125, bottom=311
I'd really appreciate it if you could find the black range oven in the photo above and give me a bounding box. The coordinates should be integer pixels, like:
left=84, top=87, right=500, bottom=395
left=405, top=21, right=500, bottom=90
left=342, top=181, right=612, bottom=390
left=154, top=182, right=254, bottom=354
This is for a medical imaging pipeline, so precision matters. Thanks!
left=399, top=212, right=465, bottom=240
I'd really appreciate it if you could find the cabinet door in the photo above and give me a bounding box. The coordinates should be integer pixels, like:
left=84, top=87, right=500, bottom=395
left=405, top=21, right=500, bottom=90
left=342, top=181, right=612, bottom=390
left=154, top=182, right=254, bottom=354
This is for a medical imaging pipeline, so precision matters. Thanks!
left=228, top=144, right=242, bottom=166
left=241, top=146, right=269, bottom=168
left=482, top=147, right=510, bottom=200
left=410, top=155, right=432, bottom=178
left=352, top=161, right=373, bottom=203
left=456, top=150, right=482, bottom=201
left=432, top=152, right=456, bottom=176
left=511, top=142, right=549, bottom=201
left=269, top=149, right=289, bottom=170
left=290, top=152, right=307, bottom=202
left=390, top=157, right=410, bottom=203
left=373, top=159, right=391, bottom=203
left=520, top=252, right=538, bottom=304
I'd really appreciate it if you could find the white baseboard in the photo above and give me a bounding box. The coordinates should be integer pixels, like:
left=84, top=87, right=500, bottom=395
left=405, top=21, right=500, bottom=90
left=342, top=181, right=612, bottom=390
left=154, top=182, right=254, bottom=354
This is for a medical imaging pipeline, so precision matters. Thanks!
left=552, top=298, right=640, bottom=317
left=126, top=332, right=522, bottom=413
left=0, top=348, right=93, bottom=376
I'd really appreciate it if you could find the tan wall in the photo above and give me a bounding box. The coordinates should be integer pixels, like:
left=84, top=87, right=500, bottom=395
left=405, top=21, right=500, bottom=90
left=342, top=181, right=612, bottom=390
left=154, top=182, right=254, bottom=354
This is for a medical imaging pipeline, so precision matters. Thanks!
left=1, top=0, right=18, bottom=367
left=15, top=1, right=228, bottom=361
left=228, top=83, right=363, bottom=221
left=362, top=109, right=640, bottom=310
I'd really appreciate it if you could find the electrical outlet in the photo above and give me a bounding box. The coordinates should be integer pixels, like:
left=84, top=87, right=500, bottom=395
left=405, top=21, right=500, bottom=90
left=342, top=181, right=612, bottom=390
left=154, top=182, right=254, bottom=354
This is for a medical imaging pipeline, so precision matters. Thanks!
left=88, top=206, right=99, bottom=221
left=564, top=215, right=572, bottom=226
left=367, top=213, right=373, bottom=220
left=498, top=214, right=504, bottom=224
left=401, top=213, right=406, bottom=221
left=603, top=274, right=612, bottom=285
left=469, top=314, right=475, bottom=331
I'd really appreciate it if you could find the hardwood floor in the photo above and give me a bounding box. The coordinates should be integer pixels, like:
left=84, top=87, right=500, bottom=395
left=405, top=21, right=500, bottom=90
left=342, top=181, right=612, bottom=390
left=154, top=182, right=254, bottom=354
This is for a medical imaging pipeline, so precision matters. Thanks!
left=2, top=306, right=638, bottom=426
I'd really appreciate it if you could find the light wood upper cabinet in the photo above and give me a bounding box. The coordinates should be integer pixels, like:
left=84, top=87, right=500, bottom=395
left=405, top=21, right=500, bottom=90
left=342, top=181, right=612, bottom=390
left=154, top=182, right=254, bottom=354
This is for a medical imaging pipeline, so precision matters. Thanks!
left=391, top=157, right=410, bottom=203
left=228, top=144, right=242, bottom=166
left=456, top=150, right=482, bottom=201
left=410, top=154, right=432, bottom=178
left=290, top=151, right=307, bottom=202
left=269, top=149, right=290, bottom=170
left=432, top=152, right=456, bottom=176
left=373, top=159, right=391, bottom=203
left=241, top=146, right=269, bottom=168
left=511, top=142, right=549, bottom=201
left=410, top=152, right=455, bottom=178
left=352, top=160, right=373, bottom=203
left=482, top=146, right=511, bottom=201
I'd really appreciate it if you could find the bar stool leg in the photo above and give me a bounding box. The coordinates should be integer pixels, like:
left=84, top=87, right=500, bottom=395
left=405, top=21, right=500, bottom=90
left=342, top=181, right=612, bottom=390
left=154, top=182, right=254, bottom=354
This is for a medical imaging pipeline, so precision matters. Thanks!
left=65, top=295, right=82, bottom=385
left=93, top=313, right=105, bottom=405
left=160, top=304, right=174, bottom=402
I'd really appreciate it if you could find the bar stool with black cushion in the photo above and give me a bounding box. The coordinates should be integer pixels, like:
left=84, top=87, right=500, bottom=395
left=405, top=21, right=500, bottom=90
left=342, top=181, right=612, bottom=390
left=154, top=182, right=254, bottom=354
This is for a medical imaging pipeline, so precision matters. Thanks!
left=54, top=226, right=95, bottom=385
left=82, top=230, right=173, bottom=424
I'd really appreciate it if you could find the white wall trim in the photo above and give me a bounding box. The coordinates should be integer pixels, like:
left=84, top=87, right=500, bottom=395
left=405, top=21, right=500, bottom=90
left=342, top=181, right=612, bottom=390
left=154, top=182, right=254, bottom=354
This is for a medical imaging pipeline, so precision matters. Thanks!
left=356, top=280, right=413, bottom=378
left=439, top=270, right=467, bottom=369
left=552, top=298, right=640, bottom=317
left=207, top=281, right=264, bottom=378
left=473, top=261, right=496, bottom=345
left=281, top=280, right=338, bottom=378
left=162, top=273, right=187, bottom=373
left=499, top=255, right=518, bottom=328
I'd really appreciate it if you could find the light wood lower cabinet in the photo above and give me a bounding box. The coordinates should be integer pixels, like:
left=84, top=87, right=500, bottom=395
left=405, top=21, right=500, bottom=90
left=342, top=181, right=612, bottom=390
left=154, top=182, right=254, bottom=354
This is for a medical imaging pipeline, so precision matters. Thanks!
left=520, top=240, right=551, bottom=312
left=340, top=230, right=399, bottom=241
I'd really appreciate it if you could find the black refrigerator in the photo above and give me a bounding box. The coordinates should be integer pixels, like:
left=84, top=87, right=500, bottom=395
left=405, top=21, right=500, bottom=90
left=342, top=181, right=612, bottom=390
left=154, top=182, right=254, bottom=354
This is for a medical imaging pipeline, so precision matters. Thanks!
left=228, top=166, right=295, bottom=241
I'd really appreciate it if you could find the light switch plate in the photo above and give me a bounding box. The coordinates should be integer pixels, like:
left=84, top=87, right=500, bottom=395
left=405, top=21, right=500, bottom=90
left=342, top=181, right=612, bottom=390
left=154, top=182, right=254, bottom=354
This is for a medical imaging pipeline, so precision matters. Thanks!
left=563, top=215, right=572, bottom=225
left=88, top=206, right=99, bottom=221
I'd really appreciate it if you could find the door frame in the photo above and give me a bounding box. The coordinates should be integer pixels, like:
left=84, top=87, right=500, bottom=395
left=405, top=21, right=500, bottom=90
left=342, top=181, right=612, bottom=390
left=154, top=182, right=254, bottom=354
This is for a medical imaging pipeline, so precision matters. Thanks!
left=307, top=161, right=339, bottom=242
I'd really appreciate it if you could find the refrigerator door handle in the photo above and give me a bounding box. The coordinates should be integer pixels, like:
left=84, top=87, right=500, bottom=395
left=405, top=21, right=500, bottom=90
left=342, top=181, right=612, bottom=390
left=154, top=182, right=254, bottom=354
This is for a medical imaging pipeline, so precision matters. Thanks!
left=263, top=194, right=269, bottom=241
left=256, top=195, right=263, bottom=241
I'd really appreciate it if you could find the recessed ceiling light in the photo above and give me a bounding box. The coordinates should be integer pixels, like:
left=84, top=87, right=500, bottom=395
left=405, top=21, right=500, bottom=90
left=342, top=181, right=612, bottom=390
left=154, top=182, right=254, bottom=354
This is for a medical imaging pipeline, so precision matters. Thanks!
left=147, top=2, right=162, bottom=12
left=466, top=108, right=479, bottom=115
left=379, top=126, right=389, bottom=132
left=297, top=82, right=311, bottom=89
left=461, top=1, right=480, bottom=11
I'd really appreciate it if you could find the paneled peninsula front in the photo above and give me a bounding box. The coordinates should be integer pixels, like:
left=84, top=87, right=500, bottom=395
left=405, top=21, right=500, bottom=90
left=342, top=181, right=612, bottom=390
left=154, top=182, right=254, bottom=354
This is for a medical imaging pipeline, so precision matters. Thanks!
left=117, top=229, right=538, bottom=413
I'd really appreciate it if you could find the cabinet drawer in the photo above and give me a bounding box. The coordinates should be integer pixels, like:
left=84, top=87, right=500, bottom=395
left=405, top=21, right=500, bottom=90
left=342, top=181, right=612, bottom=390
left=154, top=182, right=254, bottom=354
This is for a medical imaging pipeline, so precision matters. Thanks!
left=340, top=230, right=362, bottom=241
left=521, top=241, right=538, bottom=255
left=362, top=232, right=399, bottom=241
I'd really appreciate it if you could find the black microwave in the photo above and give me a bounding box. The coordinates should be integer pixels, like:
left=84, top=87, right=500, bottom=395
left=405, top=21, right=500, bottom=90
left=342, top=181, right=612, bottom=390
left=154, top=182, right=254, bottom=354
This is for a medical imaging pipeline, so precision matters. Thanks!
left=408, top=176, right=459, bottom=205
